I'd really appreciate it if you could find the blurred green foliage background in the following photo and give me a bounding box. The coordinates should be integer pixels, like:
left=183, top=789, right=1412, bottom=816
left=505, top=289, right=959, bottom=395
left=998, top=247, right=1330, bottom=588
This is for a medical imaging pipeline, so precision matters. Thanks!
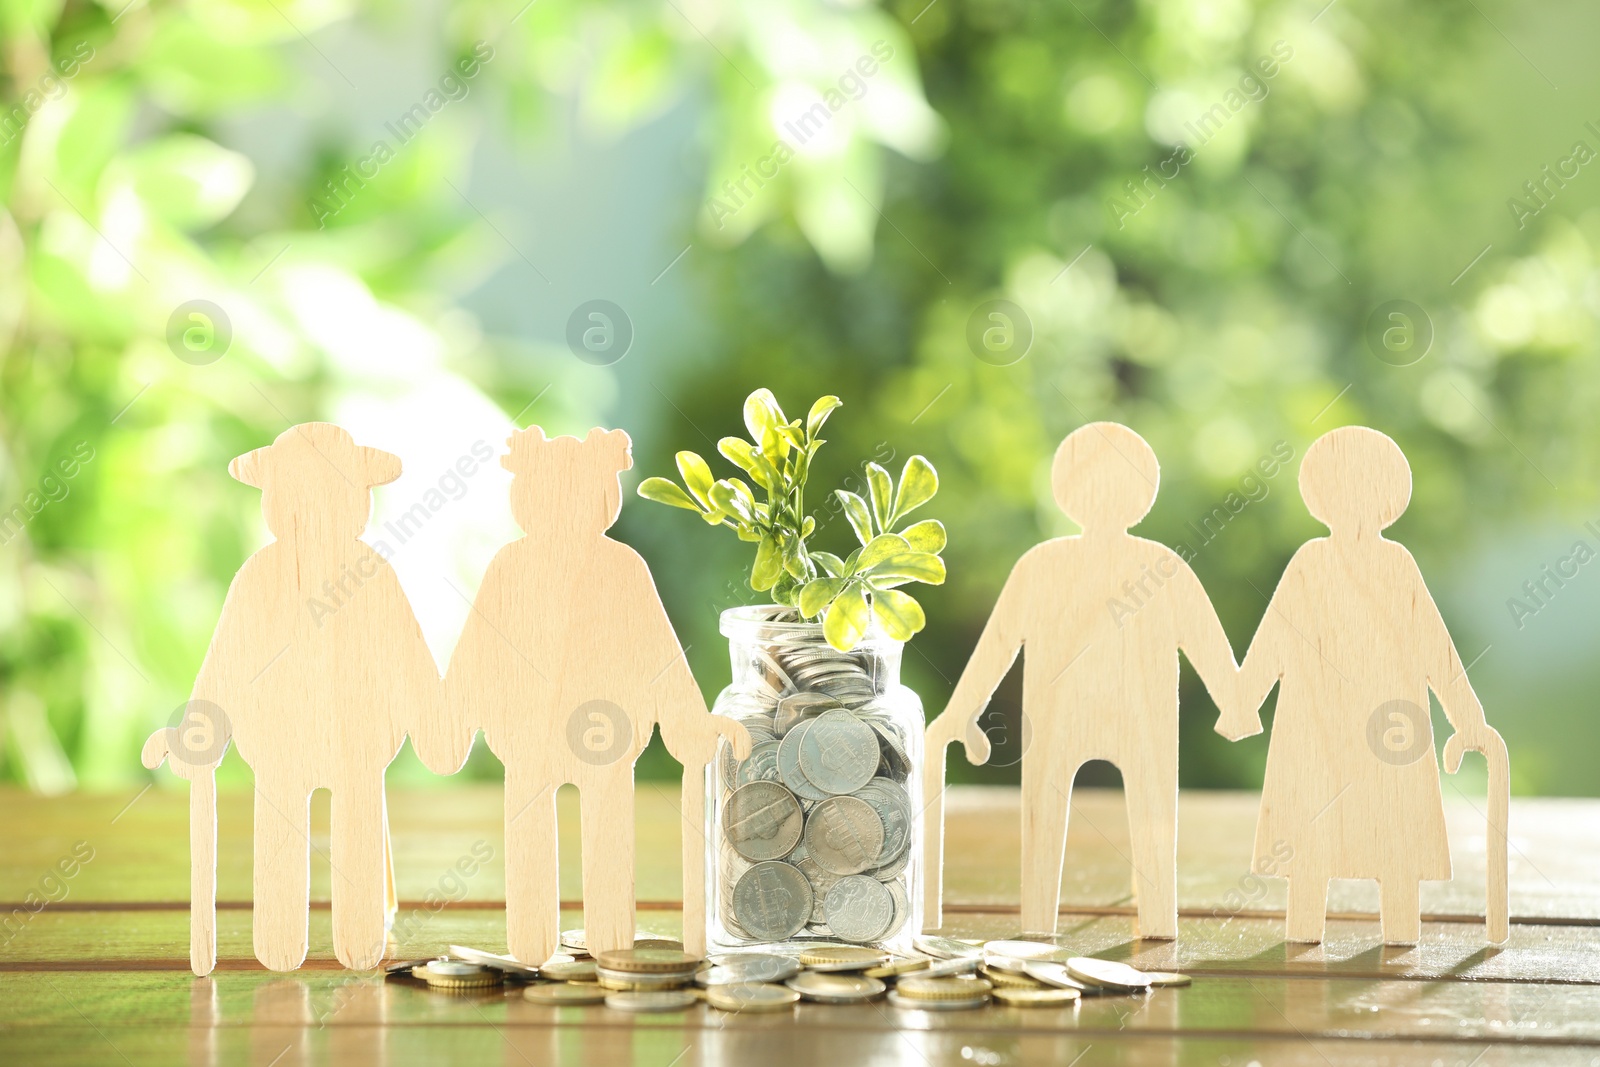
left=3, top=0, right=1598, bottom=796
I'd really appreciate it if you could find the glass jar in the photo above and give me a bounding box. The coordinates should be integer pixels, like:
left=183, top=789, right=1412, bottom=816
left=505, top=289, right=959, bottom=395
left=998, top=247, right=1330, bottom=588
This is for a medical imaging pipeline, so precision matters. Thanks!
left=705, top=605, right=924, bottom=953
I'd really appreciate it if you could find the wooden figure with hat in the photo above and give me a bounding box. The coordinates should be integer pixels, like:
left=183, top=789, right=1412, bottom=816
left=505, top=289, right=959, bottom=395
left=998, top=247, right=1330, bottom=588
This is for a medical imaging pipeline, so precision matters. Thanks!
left=143, top=423, right=440, bottom=975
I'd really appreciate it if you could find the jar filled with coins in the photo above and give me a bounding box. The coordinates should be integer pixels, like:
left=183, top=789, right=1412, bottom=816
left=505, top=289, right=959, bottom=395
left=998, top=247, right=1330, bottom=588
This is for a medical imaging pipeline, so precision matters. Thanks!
left=707, top=605, right=923, bottom=952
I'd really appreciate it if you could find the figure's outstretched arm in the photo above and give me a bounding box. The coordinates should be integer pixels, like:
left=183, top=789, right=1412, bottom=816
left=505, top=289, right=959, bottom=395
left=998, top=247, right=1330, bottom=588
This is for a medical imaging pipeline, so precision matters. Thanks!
left=1225, top=567, right=1295, bottom=741
left=1169, top=554, right=1240, bottom=718
left=927, top=557, right=1030, bottom=764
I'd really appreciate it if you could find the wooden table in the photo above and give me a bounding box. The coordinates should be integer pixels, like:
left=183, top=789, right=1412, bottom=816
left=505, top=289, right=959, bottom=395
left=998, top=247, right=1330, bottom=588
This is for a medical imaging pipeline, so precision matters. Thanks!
left=3, top=784, right=1596, bottom=1065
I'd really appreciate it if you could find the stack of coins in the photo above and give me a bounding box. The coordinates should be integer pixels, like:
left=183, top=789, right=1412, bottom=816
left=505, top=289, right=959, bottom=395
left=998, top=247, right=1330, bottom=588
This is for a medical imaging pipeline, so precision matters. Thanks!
left=715, top=609, right=918, bottom=948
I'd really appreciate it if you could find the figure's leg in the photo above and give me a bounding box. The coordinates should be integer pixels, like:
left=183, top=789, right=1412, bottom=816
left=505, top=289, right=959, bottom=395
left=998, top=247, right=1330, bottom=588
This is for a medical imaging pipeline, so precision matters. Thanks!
left=1123, top=748, right=1179, bottom=940
left=330, top=777, right=388, bottom=970
left=1380, top=880, right=1422, bottom=945
left=1020, top=751, right=1078, bottom=936
left=580, top=767, right=636, bottom=954
left=253, top=784, right=311, bottom=971
left=1285, top=872, right=1329, bottom=943
left=504, top=769, right=559, bottom=965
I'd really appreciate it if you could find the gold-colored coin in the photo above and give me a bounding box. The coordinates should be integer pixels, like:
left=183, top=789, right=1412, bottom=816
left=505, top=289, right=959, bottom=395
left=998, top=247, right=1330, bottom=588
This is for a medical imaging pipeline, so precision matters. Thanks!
left=1145, top=971, right=1192, bottom=987
left=419, top=961, right=502, bottom=989
left=704, top=983, right=801, bottom=1013
left=993, top=986, right=1080, bottom=1007
left=596, top=948, right=702, bottom=974
left=524, top=982, right=609, bottom=1005
left=979, top=966, right=1041, bottom=989
left=632, top=938, right=685, bottom=952
left=893, top=976, right=994, bottom=1001
left=799, top=946, right=889, bottom=968
left=595, top=968, right=695, bottom=992
left=865, top=956, right=932, bottom=979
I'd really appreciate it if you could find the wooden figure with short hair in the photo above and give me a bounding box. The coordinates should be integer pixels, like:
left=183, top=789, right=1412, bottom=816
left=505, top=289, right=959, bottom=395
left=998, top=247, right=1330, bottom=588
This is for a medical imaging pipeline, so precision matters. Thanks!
left=143, top=423, right=438, bottom=974
left=1217, top=425, right=1510, bottom=945
left=427, top=427, right=750, bottom=964
left=923, top=422, right=1239, bottom=938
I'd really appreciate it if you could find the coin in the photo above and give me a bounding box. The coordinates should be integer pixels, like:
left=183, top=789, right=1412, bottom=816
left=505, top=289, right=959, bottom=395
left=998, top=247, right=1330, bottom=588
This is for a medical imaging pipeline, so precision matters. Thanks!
left=731, top=860, right=813, bottom=941
left=774, top=692, right=841, bottom=736
left=792, top=847, right=841, bottom=921
left=920, top=956, right=982, bottom=978
left=867, top=719, right=912, bottom=778
left=1021, top=961, right=1089, bottom=991
left=864, top=956, right=933, bottom=979
left=881, top=879, right=910, bottom=939
left=855, top=778, right=912, bottom=867
left=384, top=958, right=436, bottom=976
left=448, top=944, right=541, bottom=976
left=823, top=876, right=895, bottom=943
left=804, top=797, right=884, bottom=876
left=704, top=982, right=801, bottom=1013
left=1145, top=971, right=1192, bottom=987
left=605, top=990, right=698, bottom=1013
left=912, top=936, right=984, bottom=960
left=992, top=986, right=1080, bottom=1007
left=524, top=982, right=609, bottom=1005
left=725, top=781, right=804, bottom=862
left=981, top=966, right=1043, bottom=989
left=596, top=967, right=697, bottom=991
left=799, top=945, right=890, bottom=970
left=696, top=956, right=800, bottom=985
left=595, top=948, right=702, bottom=974
left=895, top=976, right=994, bottom=1001
left=419, top=961, right=502, bottom=988
left=984, top=939, right=1067, bottom=961
left=540, top=959, right=598, bottom=982
left=1065, top=957, right=1152, bottom=991
left=631, top=938, right=685, bottom=952
left=798, top=710, right=880, bottom=795
left=982, top=955, right=1032, bottom=975
left=735, top=740, right=784, bottom=787
left=886, top=991, right=989, bottom=1011
left=784, top=972, right=886, bottom=1003
left=560, top=929, right=590, bottom=953
left=777, top=719, right=831, bottom=802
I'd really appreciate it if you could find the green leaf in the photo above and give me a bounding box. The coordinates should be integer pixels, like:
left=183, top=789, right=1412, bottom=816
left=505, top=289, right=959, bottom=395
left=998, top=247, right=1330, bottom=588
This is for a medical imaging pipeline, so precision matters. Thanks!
left=798, top=576, right=845, bottom=617
left=867, top=552, right=947, bottom=585
left=806, top=395, right=842, bottom=437
left=637, top=477, right=699, bottom=511
left=871, top=588, right=926, bottom=640
left=811, top=551, right=849, bottom=578
left=675, top=451, right=715, bottom=507
left=751, top=535, right=782, bottom=591
left=858, top=533, right=911, bottom=570
left=710, top=480, right=755, bottom=524
left=717, top=437, right=767, bottom=489
left=865, top=462, right=893, bottom=533
left=801, top=516, right=815, bottom=539
left=743, top=389, right=775, bottom=441
left=773, top=571, right=801, bottom=607
left=823, top=584, right=871, bottom=651
left=836, top=490, right=874, bottom=546
left=891, top=455, right=938, bottom=525
left=900, top=519, right=947, bottom=553
left=781, top=532, right=808, bottom=578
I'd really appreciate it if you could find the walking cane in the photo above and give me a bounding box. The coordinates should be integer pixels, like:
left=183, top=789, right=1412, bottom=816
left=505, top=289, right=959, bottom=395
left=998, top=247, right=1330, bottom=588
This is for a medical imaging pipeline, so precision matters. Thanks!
left=1445, top=728, right=1510, bottom=944
left=143, top=727, right=219, bottom=976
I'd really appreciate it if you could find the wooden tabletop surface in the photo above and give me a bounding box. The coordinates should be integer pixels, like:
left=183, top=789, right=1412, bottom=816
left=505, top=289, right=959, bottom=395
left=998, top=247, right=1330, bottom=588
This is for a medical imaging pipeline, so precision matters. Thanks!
left=2, top=783, right=1596, bottom=1065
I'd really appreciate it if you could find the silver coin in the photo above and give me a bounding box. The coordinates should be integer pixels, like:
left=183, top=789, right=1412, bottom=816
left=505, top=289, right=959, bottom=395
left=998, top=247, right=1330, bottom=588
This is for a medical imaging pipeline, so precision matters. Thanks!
left=1023, top=960, right=1090, bottom=991
left=798, top=710, right=879, bottom=795
left=922, top=956, right=983, bottom=977
left=774, top=692, right=843, bottom=736
left=605, top=990, right=697, bottom=1012
left=855, top=778, right=912, bottom=867
left=731, top=861, right=812, bottom=941
left=1065, top=956, right=1152, bottom=991
left=868, top=846, right=911, bottom=882
left=791, top=847, right=840, bottom=922
left=696, top=955, right=801, bottom=986
left=881, top=879, right=909, bottom=940
left=777, top=718, right=830, bottom=802
left=912, top=936, right=984, bottom=960
left=867, top=719, right=913, bottom=779
left=805, top=796, right=885, bottom=876
left=754, top=649, right=796, bottom=695
left=735, top=740, right=784, bottom=787
left=725, top=781, right=804, bottom=862
left=784, top=971, right=885, bottom=1003
left=823, top=876, right=895, bottom=943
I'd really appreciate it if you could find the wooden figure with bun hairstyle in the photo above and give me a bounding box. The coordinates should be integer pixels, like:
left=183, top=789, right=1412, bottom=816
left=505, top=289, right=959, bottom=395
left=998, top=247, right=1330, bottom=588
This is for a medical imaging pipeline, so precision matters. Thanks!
left=432, top=426, right=750, bottom=964
left=143, top=423, right=439, bottom=975
left=1217, top=425, right=1510, bottom=945
left=924, top=422, right=1239, bottom=939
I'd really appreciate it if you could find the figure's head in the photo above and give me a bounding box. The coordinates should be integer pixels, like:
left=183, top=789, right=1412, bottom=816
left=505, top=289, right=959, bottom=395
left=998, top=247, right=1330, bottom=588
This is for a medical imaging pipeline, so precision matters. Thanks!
left=1299, top=426, right=1411, bottom=536
left=1050, top=422, right=1160, bottom=532
left=229, top=424, right=400, bottom=540
left=502, top=426, right=633, bottom=535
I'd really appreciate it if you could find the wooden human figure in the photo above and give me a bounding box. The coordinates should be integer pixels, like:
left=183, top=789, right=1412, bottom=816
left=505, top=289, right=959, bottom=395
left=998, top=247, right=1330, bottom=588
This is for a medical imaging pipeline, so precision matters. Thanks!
left=924, top=422, right=1237, bottom=938
left=146, top=423, right=439, bottom=972
left=1217, top=426, right=1509, bottom=945
left=436, top=427, right=749, bottom=964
